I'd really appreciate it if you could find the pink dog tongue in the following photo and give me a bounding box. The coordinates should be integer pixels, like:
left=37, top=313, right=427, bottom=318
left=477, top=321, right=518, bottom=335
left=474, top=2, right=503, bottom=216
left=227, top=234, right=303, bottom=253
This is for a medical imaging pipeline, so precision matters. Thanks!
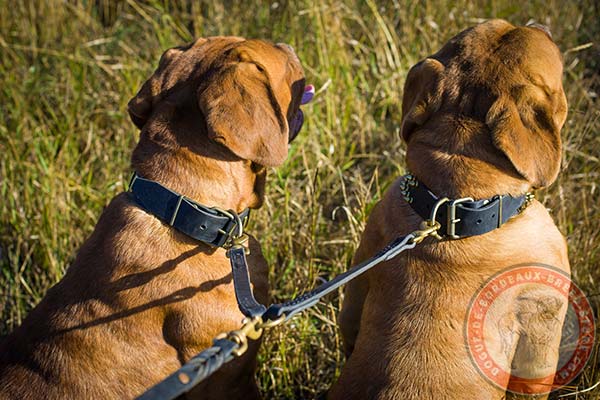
left=288, top=85, right=314, bottom=142
left=301, top=84, right=315, bottom=105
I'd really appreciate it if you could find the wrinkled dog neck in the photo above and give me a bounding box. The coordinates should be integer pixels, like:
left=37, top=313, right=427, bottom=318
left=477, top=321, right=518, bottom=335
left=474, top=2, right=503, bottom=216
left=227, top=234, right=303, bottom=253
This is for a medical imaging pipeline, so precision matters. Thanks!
left=131, top=115, right=265, bottom=213
left=405, top=117, right=531, bottom=200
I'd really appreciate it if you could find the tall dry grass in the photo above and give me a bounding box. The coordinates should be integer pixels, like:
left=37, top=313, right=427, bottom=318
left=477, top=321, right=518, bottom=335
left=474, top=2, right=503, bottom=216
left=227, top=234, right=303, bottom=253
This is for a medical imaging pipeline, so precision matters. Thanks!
left=0, top=1, right=598, bottom=398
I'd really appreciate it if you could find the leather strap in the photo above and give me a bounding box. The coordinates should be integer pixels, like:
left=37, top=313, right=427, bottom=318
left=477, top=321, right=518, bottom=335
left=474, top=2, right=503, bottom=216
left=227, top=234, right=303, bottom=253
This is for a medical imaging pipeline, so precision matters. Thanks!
left=229, top=234, right=418, bottom=321
left=228, top=247, right=267, bottom=318
left=402, top=175, right=530, bottom=238
left=129, top=174, right=250, bottom=248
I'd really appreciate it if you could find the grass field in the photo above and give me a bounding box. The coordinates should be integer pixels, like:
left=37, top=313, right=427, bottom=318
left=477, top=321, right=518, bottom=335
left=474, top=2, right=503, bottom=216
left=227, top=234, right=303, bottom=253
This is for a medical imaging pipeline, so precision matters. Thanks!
left=1, top=1, right=598, bottom=398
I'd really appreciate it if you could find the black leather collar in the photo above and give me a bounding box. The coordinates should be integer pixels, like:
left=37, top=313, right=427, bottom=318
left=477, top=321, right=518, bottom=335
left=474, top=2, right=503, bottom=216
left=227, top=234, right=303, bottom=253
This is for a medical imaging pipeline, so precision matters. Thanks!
left=129, top=173, right=250, bottom=248
left=401, top=174, right=533, bottom=239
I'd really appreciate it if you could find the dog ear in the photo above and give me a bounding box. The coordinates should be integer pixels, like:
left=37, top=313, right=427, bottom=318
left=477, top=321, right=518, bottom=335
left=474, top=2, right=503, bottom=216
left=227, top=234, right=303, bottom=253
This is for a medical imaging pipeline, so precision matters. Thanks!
left=198, top=60, right=289, bottom=167
left=401, top=58, right=445, bottom=142
left=486, top=84, right=567, bottom=188
left=128, top=78, right=153, bottom=130
left=127, top=46, right=188, bottom=130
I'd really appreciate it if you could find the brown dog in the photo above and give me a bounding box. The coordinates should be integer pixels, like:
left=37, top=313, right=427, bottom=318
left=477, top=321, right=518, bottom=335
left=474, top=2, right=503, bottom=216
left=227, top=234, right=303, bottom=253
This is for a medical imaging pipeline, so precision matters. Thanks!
left=0, top=37, right=306, bottom=399
left=330, top=20, right=569, bottom=400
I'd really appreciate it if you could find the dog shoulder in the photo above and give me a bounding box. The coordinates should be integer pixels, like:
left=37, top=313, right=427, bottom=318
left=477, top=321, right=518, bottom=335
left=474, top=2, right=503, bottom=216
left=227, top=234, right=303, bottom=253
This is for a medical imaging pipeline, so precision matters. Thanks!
left=77, top=193, right=176, bottom=271
left=513, top=201, right=570, bottom=274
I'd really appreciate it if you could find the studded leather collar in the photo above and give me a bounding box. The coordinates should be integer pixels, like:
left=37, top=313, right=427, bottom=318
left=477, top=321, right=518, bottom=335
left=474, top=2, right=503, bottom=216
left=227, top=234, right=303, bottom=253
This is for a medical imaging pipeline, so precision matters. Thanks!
left=400, top=174, right=533, bottom=239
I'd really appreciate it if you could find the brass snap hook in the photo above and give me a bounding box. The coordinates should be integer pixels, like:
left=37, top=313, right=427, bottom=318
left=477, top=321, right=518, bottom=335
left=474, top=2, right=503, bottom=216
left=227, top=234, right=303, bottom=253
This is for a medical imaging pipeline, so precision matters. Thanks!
left=221, top=316, right=264, bottom=357
left=412, top=221, right=442, bottom=243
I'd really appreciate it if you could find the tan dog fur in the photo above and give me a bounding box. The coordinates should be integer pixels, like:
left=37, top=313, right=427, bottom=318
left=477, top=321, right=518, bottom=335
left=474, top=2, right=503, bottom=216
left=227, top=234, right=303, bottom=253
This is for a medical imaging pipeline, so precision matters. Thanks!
left=0, top=37, right=305, bottom=399
left=330, top=20, right=569, bottom=400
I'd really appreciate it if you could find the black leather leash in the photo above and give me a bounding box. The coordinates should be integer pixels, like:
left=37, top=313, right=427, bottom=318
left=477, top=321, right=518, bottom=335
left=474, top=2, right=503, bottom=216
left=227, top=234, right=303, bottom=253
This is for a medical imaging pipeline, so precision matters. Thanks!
left=136, top=173, right=534, bottom=400
left=138, top=227, right=430, bottom=400
left=229, top=231, right=422, bottom=321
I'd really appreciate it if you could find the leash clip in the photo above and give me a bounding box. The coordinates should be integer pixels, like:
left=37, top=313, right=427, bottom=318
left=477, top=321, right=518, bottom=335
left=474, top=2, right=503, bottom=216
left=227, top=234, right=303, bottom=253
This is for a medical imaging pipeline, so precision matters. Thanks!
left=412, top=221, right=442, bottom=244
left=217, top=316, right=264, bottom=357
left=419, top=197, right=449, bottom=241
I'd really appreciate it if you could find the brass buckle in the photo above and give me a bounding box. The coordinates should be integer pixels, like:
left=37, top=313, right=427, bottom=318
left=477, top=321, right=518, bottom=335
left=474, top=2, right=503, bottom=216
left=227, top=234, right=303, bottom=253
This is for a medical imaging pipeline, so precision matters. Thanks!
left=446, top=197, right=474, bottom=239
left=214, top=207, right=250, bottom=255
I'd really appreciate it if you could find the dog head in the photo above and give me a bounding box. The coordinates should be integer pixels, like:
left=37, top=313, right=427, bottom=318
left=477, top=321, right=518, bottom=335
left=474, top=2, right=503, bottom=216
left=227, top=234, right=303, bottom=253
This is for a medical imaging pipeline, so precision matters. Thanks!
left=401, top=19, right=567, bottom=189
left=128, top=37, right=306, bottom=167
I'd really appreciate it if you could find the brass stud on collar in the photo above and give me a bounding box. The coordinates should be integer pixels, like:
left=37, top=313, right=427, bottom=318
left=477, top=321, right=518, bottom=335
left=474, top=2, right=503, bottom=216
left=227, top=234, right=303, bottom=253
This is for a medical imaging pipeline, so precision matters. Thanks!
left=518, top=192, right=535, bottom=213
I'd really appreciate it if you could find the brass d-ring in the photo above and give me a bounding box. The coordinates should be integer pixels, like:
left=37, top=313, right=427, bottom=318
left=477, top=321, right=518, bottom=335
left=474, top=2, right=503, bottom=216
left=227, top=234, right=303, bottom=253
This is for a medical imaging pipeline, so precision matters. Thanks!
left=429, top=197, right=449, bottom=226
left=257, top=314, right=286, bottom=330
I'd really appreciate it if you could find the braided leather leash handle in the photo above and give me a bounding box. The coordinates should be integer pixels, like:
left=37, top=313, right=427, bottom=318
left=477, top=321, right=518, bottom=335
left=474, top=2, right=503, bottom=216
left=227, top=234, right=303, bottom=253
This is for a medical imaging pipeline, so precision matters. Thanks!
left=136, top=338, right=237, bottom=400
